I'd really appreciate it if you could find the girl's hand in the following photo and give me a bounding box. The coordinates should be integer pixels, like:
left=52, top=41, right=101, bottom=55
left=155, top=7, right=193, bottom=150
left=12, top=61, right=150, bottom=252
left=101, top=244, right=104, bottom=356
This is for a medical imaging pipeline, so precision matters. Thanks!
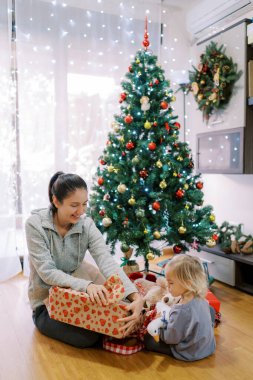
left=86, top=283, right=109, bottom=306
left=118, top=294, right=144, bottom=336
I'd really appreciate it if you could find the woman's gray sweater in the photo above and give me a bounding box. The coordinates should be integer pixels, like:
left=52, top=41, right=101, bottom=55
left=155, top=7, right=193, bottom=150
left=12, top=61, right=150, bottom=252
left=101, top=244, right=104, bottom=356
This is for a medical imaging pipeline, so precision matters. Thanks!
left=25, top=207, right=137, bottom=310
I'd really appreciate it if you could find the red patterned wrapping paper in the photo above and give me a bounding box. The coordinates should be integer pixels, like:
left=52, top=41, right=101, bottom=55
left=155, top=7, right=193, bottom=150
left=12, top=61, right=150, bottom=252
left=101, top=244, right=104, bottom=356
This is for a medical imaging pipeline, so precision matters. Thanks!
left=45, top=274, right=129, bottom=338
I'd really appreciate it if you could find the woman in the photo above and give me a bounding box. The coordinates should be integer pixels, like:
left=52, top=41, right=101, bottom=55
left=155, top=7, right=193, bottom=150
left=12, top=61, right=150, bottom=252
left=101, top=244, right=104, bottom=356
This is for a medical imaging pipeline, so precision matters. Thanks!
left=26, top=171, right=143, bottom=348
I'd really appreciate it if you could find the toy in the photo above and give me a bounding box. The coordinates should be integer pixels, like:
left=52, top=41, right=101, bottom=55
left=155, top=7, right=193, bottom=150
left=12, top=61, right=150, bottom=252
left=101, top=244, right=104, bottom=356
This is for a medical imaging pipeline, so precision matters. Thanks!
left=162, top=292, right=181, bottom=306
left=143, top=277, right=168, bottom=307
left=147, top=301, right=171, bottom=342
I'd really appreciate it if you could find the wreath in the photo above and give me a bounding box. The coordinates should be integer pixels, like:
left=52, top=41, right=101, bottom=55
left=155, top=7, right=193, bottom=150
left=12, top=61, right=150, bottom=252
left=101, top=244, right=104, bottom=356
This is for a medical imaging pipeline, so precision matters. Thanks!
left=188, top=41, right=242, bottom=120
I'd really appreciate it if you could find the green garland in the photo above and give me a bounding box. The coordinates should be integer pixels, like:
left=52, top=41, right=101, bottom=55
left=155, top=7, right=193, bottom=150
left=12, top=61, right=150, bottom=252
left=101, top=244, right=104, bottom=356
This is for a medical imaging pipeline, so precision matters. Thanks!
left=189, top=41, right=242, bottom=120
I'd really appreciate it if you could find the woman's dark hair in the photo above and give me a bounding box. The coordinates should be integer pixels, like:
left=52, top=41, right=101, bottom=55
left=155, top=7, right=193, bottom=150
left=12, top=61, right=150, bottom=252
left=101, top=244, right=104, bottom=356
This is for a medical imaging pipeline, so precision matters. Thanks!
left=48, top=171, right=87, bottom=213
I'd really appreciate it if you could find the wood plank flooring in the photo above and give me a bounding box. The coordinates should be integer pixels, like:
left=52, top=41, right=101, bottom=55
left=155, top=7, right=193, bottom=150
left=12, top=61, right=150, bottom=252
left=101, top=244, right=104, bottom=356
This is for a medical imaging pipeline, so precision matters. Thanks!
left=1, top=274, right=253, bottom=380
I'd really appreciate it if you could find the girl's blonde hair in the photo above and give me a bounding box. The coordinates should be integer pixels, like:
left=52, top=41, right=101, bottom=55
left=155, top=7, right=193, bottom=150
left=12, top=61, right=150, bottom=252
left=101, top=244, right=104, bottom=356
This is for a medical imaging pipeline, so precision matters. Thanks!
left=165, top=254, right=208, bottom=298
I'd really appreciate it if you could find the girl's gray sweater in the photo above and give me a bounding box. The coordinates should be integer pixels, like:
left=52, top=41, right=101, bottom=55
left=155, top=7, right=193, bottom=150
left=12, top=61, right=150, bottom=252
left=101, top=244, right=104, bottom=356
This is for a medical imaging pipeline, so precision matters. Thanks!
left=25, top=208, right=137, bottom=310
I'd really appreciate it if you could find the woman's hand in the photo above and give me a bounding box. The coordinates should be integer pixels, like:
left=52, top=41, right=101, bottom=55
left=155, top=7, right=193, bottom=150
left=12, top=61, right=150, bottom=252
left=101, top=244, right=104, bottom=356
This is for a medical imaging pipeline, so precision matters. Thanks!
left=118, top=293, right=144, bottom=336
left=86, top=283, right=109, bottom=306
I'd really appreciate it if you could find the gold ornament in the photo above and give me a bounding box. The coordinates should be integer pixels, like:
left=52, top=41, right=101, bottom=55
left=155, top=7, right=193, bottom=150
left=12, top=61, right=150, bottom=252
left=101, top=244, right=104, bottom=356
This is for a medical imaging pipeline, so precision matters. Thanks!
left=208, top=93, right=217, bottom=101
left=191, top=82, right=199, bottom=95
left=210, top=214, right=216, bottom=222
left=113, top=168, right=120, bottom=173
left=178, top=226, right=187, bottom=234
left=102, top=217, right=112, bottom=227
left=107, top=165, right=114, bottom=173
left=138, top=71, right=141, bottom=76
left=118, top=136, right=124, bottom=143
left=200, top=80, right=205, bottom=85
left=177, top=156, right=183, bottom=161
left=117, top=184, right=127, bottom=193
left=156, top=160, right=163, bottom=168
left=144, top=229, right=148, bottom=234
left=136, top=58, right=140, bottom=64
left=146, top=252, right=155, bottom=260
left=153, top=231, right=161, bottom=239
left=184, top=184, right=189, bottom=190
left=132, top=155, right=139, bottom=164
left=128, top=197, right=136, bottom=206
left=185, top=204, right=189, bottom=209
left=197, top=94, right=203, bottom=101
left=206, top=239, right=216, bottom=248
left=171, top=95, right=176, bottom=102
left=144, top=120, right=152, bottom=129
left=159, top=180, right=167, bottom=189
left=173, top=172, right=178, bottom=177
left=111, top=121, right=120, bottom=132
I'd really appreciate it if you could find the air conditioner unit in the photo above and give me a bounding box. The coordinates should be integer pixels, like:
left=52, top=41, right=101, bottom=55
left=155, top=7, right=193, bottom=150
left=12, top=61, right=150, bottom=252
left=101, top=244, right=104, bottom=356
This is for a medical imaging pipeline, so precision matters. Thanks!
left=187, top=0, right=253, bottom=39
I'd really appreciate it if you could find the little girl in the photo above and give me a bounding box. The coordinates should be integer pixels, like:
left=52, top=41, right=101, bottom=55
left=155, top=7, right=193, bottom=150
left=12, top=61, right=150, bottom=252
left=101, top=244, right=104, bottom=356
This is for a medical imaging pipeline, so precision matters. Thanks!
left=144, top=254, right=216, bottom=361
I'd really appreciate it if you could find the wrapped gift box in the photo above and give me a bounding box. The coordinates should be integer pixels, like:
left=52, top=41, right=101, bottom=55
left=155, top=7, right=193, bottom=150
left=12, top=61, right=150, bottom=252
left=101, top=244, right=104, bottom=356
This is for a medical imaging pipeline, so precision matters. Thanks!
left=206, top=290, right=221, bottom=313
left=45, top=274, right=129, bottom=338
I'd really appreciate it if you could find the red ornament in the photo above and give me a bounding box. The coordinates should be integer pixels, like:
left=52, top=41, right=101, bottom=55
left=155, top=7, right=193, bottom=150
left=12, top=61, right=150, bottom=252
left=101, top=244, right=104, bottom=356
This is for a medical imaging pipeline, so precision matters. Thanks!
left=148, top=142, right=157, bottom=151
left=175, top=189, right=185, bottom=198
left=174, top=122, right=181, bottom=129
left=106, top=140, right=111, bottom=146
left=124, top=115, right=133, bottom=124
left=173, top=143, right=179, bottom=148
left=149, top=82, right=153, bottom=87
left=120, top=92, right=127, bottom=101
left=99, top=159, right=106, bottom=165
left=152, top=201, right=161, bottom=211
left=99, top=209, right=106, bottom=217
left=142, top=39, right=150, bottom=48
left=155, top=79, right=159, bottom=85
left=122, top=151, right=126, bottom=156
left=139, top=169, right=148, bottom=178
left=128, top=65, right=133, bottom=73
left=153, top=121, right=157, bottom=127
left=122, top=217, right=129, bottom=227
left=97, top=177, right=104, bottom=186
left=173, top=245, right=182, bottom=254
left=188, top=161, right=194, bottom=169
left=126, top=141, right=135, bottom=150
left=212, top=234, right=219, bottom=241
left=196, top=181, right=203, bottom=190
left=160, top=101, right=168, bottom=109
left=202, top=64, right=208, bottom=73
left=165, top=122, right=171, bottom=131
left=142, top=17, right=150, bottom=50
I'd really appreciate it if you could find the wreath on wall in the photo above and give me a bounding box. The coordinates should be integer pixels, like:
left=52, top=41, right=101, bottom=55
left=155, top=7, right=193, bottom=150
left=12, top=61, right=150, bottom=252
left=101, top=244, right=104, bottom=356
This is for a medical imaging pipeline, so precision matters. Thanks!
left=188, top=41, right=242, bottom=120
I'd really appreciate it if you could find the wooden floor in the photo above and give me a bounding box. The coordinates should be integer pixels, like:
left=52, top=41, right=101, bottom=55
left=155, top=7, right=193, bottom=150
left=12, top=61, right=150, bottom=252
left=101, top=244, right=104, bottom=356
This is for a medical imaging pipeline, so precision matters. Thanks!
left=1, top=274, right=253, bottom=380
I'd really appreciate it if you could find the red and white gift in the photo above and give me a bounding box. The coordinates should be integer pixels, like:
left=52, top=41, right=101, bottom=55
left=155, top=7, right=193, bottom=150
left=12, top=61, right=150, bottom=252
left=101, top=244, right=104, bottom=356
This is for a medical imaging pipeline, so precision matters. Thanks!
left=45, top=274, right=129, bottom=338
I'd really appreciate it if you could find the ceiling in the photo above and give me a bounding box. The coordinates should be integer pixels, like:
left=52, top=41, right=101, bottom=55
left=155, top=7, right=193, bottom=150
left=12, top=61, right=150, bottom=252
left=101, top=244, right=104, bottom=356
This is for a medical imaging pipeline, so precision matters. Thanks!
left=162, top=0, right=203, bottom=11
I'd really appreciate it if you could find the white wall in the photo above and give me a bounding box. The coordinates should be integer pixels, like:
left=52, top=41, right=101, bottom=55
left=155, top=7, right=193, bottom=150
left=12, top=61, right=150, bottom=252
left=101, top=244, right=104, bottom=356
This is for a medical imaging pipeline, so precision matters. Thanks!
left=161, top=4, right=253, bottom=234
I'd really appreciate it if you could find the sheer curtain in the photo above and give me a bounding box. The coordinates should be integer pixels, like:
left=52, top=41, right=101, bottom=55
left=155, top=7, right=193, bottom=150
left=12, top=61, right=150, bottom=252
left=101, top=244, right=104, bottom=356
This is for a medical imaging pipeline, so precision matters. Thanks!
left=0, top=0, right=23, bottom=281
left=0, top=0, right=162, bottom=278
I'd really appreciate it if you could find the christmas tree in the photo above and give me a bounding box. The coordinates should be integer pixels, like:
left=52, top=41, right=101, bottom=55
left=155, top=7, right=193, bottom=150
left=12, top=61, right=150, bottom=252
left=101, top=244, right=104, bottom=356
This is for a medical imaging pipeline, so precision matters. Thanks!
left=89, top=20, right=217, bottom=272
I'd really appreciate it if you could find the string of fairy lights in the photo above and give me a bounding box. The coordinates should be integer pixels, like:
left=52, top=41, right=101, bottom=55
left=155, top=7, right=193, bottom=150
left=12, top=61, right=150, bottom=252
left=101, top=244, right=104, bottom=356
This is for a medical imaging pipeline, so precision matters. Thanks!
left=2, top=0, right=196, bottom=215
